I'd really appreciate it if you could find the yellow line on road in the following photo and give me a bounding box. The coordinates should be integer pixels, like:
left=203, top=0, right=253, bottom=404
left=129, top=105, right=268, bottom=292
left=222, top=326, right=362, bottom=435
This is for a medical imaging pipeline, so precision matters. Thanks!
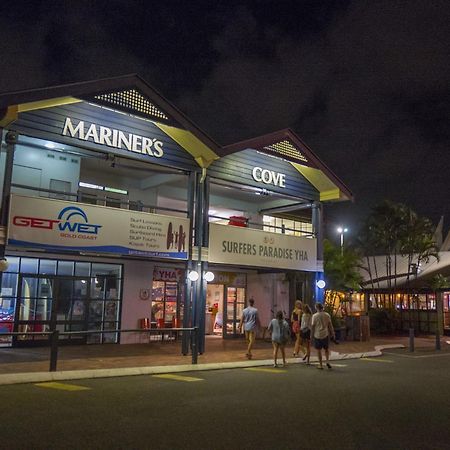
left=244, top=368, right=287, bottom=373
left=310, top=363, right=348, bottom=367
left=152, top=374, right=204, bottom=382
left=360, top=358, right=393, bottom=363
left=35, top=382, right=91, bottom=391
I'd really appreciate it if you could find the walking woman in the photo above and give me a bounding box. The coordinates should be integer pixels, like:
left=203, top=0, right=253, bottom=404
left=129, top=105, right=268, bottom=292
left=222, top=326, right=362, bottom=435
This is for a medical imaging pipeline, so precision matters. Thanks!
left=291, top=300, right=303, bottom=357
left=300, top=304, right=312, bottom=364
left=268, top=310, right=290, bottom=367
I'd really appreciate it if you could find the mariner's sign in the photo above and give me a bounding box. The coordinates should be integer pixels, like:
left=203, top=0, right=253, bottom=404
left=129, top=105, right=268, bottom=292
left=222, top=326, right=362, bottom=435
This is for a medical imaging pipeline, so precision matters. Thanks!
left=62, top=117, right=164, bottom=158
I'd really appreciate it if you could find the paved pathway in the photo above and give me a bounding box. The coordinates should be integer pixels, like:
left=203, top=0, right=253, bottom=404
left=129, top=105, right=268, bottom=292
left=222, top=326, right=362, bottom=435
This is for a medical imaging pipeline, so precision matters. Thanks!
left=0, top=335, right=444, bottom=385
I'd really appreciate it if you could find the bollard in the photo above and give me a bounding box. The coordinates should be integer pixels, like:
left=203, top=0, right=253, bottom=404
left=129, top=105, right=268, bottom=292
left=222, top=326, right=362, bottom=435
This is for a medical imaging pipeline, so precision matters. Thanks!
left=409, top=328, right=414, bottom=352
left=191, top=327, right=198, bottom=365
left=436, top=329, right=441, bottom=351
left=49, top=330, right=59, bottom=372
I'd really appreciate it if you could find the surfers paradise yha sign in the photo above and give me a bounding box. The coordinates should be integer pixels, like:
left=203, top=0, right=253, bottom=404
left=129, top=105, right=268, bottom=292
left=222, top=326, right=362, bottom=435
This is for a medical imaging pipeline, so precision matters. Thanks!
left=62, top=117, right=164, bottom=158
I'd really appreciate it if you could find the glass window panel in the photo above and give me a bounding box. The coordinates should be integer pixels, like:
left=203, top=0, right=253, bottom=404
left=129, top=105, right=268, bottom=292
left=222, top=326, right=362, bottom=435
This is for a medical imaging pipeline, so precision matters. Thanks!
left=91, top=277, right=105, bottom=299
left=22, top=277, right=38, bottom=298
left=35, top=298, right=51, bottom=321
left=87, top=324, right=102, bottom=344
left=104, top=301, right=118, bottom=321
left=73, top=279, right=89, bottom=298
left=75, top=262, right=91, bottom=276
left=5, top=256, right=19, bottom=273
left=105, top=277, right=120, bottom=299
left=1, top=273, right=18, bottom=297
left=89, top=301, right=104, bottom=321
left=92, top=263, right=121, bottom=277
left=20, top=297, right=36, bottom=321
left=56, top=279, right=73, bottom=320
left=57, top=260, right=74, bottom=275
left=39, top=259, right=57, bottom=275
left=20, top=258, right=38, bottom=274
left=0, top=297, right=15, bottom=335
left=103, top=322, right=118, bottom=343
left=70, top=300, right=86, bottom=320
left=39, top=278, right=53, bottom=296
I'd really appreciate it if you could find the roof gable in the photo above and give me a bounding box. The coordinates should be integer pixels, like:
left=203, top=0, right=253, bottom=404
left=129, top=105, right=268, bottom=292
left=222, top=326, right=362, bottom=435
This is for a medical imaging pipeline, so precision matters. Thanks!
left=221, top=129, right=353, bottom=202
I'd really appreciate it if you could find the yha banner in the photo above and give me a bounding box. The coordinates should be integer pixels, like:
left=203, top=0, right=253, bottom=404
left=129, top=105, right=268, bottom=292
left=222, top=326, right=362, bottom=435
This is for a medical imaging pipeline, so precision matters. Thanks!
left=8, top=194, right=189, bottom=259
left=208, top=223, right=317, bottom=271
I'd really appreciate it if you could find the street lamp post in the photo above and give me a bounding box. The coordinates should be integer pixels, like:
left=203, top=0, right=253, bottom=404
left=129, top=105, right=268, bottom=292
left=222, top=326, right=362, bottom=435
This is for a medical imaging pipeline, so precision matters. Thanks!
left=337, top=226, right=348, bottom=254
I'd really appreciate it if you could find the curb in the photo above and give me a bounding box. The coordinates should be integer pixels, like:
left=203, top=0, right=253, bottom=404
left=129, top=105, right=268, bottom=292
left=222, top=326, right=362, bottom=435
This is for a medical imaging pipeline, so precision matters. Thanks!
left=0, top=344, right=405, bottom=386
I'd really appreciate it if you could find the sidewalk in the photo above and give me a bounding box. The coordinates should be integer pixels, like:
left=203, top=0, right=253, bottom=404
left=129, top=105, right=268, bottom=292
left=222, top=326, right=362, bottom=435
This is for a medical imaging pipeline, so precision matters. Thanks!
left=0, top=335, right=443, bottom=385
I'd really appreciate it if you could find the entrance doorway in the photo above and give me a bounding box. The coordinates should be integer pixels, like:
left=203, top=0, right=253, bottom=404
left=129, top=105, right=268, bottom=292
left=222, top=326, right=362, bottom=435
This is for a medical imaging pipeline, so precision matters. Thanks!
left=224, top=286, right=245, bottom=338
left=206, top=284, right=245, bottom=338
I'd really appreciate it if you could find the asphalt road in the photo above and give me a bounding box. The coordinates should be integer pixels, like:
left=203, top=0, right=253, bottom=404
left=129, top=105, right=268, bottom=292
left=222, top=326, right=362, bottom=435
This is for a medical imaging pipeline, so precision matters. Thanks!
left=1, top=348, right=450, bottom=450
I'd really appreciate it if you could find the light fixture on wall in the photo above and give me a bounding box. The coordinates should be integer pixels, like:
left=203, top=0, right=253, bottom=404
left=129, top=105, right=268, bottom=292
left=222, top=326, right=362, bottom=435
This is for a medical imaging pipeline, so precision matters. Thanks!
left=316, top=279, right=326, bottom=289
left=187, top=270, right=214, bottom=282
left=188, top=270, right=199, bottom=282
left=0, top=258, right=9, bottom=272
left=204, top=271, right=215, bottom=282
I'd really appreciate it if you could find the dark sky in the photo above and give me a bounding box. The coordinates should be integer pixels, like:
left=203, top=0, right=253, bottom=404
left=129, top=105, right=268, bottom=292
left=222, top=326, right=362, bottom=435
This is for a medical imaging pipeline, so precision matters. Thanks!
left=1, top=0, right=449, bottom=239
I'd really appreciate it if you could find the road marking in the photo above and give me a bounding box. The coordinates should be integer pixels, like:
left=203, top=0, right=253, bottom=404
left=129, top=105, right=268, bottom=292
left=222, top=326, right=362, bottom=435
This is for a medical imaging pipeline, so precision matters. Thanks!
left=35, top=382, right=90, bottom=391
left=244, top=368, right=287, bottom=373
left=310, top=363, right=348, bottom=368
left=152, top=374, right=204, bottom=382
left=384, top=351, right=450, bottom=359
left=360, top=358, right=393, bottom=363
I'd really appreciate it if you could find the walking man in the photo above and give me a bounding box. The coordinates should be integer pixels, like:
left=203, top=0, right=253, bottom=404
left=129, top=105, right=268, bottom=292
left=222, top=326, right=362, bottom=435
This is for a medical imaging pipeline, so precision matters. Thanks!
left=311, top=303, right=335, bottom=369
left=239, top=298, right=259, bottom=359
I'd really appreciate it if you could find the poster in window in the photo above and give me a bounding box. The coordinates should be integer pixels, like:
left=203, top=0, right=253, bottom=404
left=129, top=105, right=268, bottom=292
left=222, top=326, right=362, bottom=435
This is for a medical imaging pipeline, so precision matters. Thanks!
left=105, top=301, right=117, bottom=320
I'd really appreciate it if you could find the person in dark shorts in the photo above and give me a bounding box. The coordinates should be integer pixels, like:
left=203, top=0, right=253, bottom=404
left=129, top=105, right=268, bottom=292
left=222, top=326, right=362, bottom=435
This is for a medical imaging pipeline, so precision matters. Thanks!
left=311, top=303, right=335, bottom=370
left=300, top=304, right=312, bottom=364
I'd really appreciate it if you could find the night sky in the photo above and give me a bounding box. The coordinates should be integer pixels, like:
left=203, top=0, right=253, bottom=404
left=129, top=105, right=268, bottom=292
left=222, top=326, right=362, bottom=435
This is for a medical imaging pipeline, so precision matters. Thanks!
left=1, top=0, right=449, bottom=240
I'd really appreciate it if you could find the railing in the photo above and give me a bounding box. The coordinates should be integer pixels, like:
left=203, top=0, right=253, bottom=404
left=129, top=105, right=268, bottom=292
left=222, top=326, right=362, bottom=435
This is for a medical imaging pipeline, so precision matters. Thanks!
left=1, top=326, right=199, bottom=372
left=10, top=184, right=189, bottom=216
left=208, top=214, right=316, bottom=238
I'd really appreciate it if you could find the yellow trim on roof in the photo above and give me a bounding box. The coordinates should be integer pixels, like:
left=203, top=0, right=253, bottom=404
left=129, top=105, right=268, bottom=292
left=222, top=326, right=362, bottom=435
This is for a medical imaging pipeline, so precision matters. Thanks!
left=290, top=162, right=341, bottom=201
left=0, top=105, right=19, bottom=127
left=17, top=96, right=82, bottom=112
left=154, top=123, right=219, bottom=168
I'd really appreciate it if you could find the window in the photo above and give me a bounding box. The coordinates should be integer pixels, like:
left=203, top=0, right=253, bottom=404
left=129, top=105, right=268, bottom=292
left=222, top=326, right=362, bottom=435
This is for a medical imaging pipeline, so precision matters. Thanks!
left=262, top=215, right=313, bottom=237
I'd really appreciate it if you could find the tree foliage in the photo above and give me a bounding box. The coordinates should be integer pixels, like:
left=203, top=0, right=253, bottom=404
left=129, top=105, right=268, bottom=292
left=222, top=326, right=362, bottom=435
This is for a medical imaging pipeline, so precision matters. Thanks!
left=358, top=200, right=439, bottom=290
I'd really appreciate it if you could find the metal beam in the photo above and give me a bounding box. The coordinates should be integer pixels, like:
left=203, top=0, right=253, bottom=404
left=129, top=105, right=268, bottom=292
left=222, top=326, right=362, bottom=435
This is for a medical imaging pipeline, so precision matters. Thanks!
left=259, top=202, right=313, bottom=215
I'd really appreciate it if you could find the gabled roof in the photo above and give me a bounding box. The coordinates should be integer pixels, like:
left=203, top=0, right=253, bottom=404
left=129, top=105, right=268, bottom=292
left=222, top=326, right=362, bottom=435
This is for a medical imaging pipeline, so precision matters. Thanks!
left=221, top=128, right=353, bottom=202
left=0, top=74, right=221, bottom=165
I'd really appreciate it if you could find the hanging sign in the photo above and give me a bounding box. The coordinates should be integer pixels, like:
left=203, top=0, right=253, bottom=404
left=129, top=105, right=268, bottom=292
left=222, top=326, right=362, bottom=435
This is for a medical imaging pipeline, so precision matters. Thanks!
left=208, top=223, right=317, bottom=271
left=8, top=194, right=189, bottom=259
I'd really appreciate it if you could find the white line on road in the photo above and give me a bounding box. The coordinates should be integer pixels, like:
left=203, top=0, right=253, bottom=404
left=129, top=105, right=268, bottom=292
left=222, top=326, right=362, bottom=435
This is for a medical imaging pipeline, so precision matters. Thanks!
left=383, top=351, right=450, bottom=359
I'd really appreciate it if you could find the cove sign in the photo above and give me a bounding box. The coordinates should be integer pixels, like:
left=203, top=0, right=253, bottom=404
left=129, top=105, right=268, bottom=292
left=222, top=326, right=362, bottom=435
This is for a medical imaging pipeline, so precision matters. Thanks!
left=252, top=167, right=286, bottom=188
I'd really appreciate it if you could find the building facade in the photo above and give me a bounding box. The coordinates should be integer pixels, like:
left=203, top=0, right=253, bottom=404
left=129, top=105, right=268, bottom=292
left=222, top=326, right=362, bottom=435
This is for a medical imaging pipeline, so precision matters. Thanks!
left=0, top=76, right=352, bottom=351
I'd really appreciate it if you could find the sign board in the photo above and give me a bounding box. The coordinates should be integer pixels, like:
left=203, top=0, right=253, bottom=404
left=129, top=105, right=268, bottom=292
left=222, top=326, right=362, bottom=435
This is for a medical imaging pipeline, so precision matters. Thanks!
left=208, top=223, right=317, bottom=271
left=7, top=194, right=189, bottom=259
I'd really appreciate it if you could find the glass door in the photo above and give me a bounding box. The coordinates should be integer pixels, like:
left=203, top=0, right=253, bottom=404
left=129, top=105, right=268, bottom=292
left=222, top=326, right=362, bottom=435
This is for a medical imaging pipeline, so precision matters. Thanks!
left=151, top=281, right=179, bottom=327
left=223, top=287, right=245, bottom=338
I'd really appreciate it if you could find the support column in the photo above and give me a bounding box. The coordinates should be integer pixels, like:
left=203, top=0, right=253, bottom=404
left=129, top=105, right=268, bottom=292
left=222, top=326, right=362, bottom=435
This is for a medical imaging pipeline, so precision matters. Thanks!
left=182, top=171, right=197, bottom=355
left=436, top=291, right=444, bottom=336
left=312, top=201, right=324, bottom=303
left=0, top=131, right=16, bottom=290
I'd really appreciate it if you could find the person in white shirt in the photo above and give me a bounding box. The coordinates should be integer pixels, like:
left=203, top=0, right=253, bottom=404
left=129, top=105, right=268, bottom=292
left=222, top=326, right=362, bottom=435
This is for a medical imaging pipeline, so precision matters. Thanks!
left=311, top=303, right=335, bottom=369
